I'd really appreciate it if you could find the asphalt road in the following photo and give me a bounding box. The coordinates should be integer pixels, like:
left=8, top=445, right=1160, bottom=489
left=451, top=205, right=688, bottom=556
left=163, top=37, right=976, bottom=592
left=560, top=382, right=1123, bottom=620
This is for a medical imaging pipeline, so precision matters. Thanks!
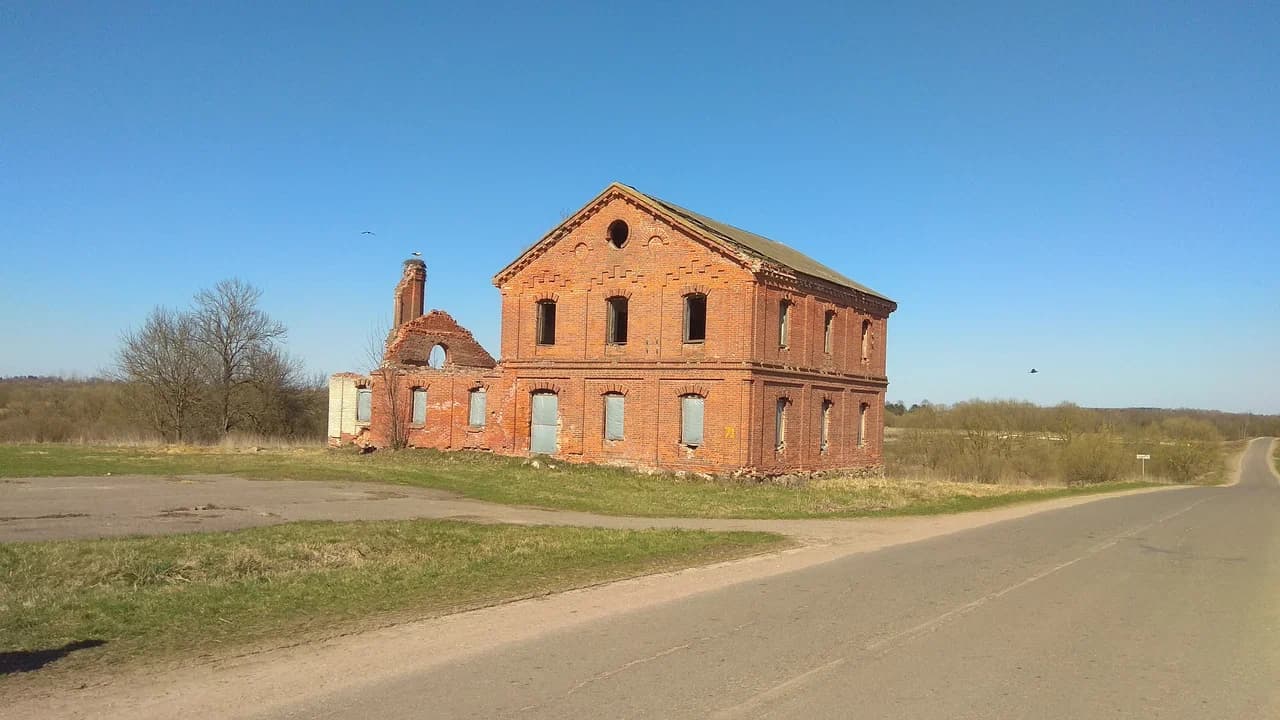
left=267, top=438, right=1280, bottom=720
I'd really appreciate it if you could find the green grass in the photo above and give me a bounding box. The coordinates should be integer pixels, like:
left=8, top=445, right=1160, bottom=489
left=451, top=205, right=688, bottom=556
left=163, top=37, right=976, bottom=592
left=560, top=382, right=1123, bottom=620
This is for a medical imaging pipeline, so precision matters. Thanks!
left=0, top=519, right=782, bottom=678
left=0, top=444, right=1158, bottom=519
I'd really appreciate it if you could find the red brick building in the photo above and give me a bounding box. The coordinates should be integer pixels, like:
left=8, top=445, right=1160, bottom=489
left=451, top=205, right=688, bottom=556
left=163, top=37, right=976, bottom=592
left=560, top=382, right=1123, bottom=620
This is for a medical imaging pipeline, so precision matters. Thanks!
left=328, top=183, right=897, bottom=476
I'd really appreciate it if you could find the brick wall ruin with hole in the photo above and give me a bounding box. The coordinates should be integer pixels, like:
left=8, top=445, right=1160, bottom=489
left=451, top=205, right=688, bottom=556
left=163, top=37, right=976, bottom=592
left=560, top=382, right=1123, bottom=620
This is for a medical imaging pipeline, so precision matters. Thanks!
left=330, top=186, right=894, bottom=476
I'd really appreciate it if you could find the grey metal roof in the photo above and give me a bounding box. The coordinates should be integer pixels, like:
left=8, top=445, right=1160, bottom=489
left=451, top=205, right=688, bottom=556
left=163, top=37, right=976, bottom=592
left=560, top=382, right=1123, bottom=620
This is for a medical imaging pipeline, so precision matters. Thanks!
left=627, top=185, right=894, bottom=303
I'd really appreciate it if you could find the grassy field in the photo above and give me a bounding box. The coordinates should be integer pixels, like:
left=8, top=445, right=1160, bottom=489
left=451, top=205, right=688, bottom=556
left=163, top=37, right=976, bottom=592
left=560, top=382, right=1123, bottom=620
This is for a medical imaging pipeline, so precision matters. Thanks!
left=0, top=519, right=782, bottom=679
left=0, top=444, right=1160, bottom=519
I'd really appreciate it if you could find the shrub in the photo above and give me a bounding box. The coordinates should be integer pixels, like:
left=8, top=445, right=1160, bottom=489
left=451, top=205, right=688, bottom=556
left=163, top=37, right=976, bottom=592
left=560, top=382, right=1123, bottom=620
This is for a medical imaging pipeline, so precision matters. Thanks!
left=1154, top=442, right=1223, bottom=484
left=1058, top=434, right=1130, bottom=485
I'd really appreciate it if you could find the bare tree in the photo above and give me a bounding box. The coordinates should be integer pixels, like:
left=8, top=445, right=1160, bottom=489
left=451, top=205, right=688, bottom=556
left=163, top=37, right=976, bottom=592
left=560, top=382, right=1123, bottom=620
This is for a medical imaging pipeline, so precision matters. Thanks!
left=192, top=279, right=286, bottom=438
left=365, top=322, right=409, bottom=450
left=113, top=307, right=205, bottom=442
left=237, top=346, right=311, bottom=437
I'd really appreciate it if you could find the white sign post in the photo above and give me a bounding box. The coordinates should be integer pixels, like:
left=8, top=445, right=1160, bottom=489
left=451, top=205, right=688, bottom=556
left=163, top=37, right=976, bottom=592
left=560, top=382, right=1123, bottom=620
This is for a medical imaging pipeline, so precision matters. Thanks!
left=1136, top=454, right=1151, bottom=478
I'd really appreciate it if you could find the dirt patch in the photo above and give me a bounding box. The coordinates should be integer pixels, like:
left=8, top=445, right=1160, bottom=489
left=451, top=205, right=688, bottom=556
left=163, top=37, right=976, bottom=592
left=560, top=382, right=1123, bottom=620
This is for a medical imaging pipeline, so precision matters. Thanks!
left=155, top=504, right=244, bottom=518
left=361, top=490, right=410, bottom=500
left=0, top=513, right=89, bottom=522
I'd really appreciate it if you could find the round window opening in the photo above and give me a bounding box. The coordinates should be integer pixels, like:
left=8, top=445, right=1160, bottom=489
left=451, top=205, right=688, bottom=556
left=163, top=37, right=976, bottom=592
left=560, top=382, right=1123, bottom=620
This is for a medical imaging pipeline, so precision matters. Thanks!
left=607, top=220, right=629, bottom=249
left=428, top=344, right=446, bottom=369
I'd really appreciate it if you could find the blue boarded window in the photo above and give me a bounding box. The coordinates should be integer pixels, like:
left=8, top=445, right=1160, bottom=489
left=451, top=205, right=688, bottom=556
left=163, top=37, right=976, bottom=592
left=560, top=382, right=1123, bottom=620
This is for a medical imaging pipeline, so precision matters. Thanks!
left=411, top=388, right=427, bottom=425
left=604, top=393, right=625, bottom=441
left=356, top=388, right=372, bottom=423
left=469, top=388, right=487, bottom=427
left=680, top=395, right=704, bottom=447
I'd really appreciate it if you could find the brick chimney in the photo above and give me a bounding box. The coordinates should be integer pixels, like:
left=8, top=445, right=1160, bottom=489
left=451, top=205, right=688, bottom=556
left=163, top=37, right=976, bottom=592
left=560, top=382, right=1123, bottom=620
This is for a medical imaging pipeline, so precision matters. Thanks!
left=393, top=258, right=426, bottom=328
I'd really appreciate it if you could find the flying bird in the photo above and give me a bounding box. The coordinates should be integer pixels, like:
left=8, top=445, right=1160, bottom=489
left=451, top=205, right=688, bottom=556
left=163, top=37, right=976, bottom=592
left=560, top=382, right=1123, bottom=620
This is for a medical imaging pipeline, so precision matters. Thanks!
left=361, top=231, right=376, bottom=235
left=411, top=251, right=422, bottom=257
left=1029, top=368, right=1039, bottom=374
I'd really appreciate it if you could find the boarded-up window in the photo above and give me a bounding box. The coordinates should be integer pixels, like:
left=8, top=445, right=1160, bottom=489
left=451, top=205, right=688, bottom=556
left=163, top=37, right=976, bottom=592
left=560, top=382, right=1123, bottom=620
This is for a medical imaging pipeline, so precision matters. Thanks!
left=356, top=388, right=372, bottom=423
left=411, top=388, right=427, bottom=425
left=603, top=393, right=625, bottom=440
left=680, top=395, right=704, bottom=447
left=684, top=294, right=707, bottom=343
left=820, top=399, right=832, bottom=453
left=536, top=301, right=557, bottom=345
left=779, top=301, right=791, bottom=348
left=824, top=310, right=835, bottom=354
left=469, top=388, right=487, bottom=427
left=606, top=297, right=628, bottom=344
left=775, top=398, right=788, bottom=451
left=858, top=402, right=869, bottom=447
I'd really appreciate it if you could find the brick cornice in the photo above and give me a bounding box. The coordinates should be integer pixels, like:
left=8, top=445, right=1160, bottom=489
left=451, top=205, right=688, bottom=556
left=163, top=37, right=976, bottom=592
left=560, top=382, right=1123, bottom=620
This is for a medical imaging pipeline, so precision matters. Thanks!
left=498, top=359, right=889, bottom=386
left=757, top=268, right=897, bottom=316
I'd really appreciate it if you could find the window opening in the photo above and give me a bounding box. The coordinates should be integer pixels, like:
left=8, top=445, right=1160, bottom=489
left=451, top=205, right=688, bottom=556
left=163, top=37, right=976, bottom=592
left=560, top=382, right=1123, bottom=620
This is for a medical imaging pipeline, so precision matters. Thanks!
left=684, top=294, right=707, bottom=343
left=606, top=296, right=629, bottom=344
left=536, top=301, right=557, bottom=345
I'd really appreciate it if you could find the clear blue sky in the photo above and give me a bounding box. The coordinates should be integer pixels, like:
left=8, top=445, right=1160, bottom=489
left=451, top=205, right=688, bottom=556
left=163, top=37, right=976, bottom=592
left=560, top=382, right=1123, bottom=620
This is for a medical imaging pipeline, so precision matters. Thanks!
left=2, top=2, right=1276, bottom=413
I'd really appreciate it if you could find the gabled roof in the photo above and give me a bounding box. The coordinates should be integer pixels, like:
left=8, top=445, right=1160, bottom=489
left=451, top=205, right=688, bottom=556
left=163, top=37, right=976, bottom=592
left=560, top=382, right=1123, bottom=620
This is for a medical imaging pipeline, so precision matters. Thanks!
left=495, top=183, right=895, bottom=306
left=624, top=185, right=892, bottom=303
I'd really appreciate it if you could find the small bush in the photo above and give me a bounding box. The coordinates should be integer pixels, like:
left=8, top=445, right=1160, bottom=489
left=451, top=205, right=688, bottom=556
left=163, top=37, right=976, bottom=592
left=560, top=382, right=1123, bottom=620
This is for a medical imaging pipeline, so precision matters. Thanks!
left=1154, top=442, right=1223, bottom=484
left=1058, top=434, right=1130, bottom=485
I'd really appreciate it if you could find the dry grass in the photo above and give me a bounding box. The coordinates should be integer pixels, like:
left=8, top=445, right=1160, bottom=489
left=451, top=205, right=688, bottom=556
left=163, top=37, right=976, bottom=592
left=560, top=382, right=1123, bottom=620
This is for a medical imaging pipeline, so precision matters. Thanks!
left=0, top=520, right=783, bottom=681
left=0, top=444, right=1159, bottom=519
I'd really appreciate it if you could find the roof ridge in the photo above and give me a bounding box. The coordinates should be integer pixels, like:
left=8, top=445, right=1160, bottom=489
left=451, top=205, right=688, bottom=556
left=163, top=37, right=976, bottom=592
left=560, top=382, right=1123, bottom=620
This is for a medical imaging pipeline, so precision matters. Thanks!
left=623, top=184, right=893, bottom=303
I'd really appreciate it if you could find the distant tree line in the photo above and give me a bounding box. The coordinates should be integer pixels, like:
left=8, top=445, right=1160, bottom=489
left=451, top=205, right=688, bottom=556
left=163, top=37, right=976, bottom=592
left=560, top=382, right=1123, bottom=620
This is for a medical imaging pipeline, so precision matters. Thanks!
left=885, top=399, right=1280, bottom=440
left=0, top=280, right=327, bottom=444
left=882, top=399, right=1280, bottom=485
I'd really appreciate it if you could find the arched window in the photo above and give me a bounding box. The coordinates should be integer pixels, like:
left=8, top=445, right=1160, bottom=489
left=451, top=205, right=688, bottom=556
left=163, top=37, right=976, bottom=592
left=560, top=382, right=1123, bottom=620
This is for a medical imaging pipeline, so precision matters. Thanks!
left=680, top=394, right=705, bottom=447
left=427, top=344, right=446, bottom=369
left=775, top=397, right=790, bottom=452
left=860, top=320, right=872, bottom=363
left=823, top=310, right=836, bottom=354
left=606, top=296, right=628, bottom=344
left=536, top=300, right=557, bottom=345
left=683, top=293, right=707, bottom=343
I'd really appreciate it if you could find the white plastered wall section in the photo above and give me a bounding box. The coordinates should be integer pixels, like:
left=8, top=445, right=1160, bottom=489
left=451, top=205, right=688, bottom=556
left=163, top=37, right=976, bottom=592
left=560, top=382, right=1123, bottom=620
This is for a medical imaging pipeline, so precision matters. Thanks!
left=327, top=375, right=362, bottom=441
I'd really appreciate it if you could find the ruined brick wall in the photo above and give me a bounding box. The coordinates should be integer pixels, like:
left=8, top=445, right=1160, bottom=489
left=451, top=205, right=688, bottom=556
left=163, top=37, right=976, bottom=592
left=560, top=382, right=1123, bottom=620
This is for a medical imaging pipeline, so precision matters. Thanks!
left=361, top=368, right=512, bottom=452
left=393, top=260, right=426, bottom=328
left=385, top=310, right=497, bottom=369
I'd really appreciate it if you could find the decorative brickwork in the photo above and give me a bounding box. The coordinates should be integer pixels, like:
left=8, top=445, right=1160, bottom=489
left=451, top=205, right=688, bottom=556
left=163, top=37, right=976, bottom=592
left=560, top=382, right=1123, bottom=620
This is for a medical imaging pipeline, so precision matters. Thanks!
left=329, top=183, right=897, bottom=476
